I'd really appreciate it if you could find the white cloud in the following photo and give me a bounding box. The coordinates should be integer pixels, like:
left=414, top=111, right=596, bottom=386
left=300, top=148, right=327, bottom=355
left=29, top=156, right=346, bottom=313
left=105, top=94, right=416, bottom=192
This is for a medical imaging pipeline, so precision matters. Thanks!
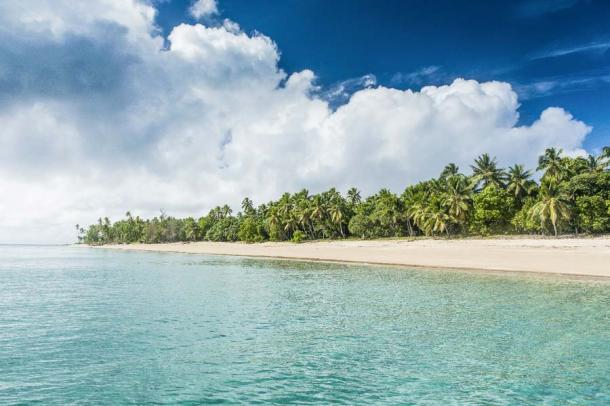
left=190, top=0, right=218, bottom=19
left=0, top=0, right=593, bottom=243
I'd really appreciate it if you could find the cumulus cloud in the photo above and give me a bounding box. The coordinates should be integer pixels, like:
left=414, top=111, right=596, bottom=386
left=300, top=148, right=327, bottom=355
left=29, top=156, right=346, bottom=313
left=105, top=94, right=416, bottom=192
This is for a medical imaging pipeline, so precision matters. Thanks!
left=190, top=0, right=218, bottom=19
left=0, top=0, right=592, bottom=243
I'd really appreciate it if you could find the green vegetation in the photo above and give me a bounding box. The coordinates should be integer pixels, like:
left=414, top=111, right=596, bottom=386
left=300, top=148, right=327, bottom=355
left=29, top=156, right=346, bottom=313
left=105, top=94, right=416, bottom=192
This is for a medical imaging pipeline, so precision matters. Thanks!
left=80, top=147, right=610, bottom=244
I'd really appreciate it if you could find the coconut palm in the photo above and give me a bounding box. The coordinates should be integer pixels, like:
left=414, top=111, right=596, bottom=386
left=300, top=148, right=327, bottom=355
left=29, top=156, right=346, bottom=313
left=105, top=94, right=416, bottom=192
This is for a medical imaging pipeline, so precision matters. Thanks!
left=470, top=153, right=506, bottom=189
left=328, top=203, right=345, bottom=238
left=442, top=175, right=473, bottom=225
left=266, top=208, right=281, bottom=238
left=241, top=197, right=254, bottom=215
left=529, top=181, right=571, bottom=236
left=507, top=164, right=536, bottom=201
left=425, top=198, right=451, bottom=236
left=283, top=215, right=299, bottom=237
left=537, top=147, right=564, bottom=180
left=347, top=187, right=361, bottom=206
left=584, top=154, right=606, bottom=173
left=440, top=163, right=460, bottom=179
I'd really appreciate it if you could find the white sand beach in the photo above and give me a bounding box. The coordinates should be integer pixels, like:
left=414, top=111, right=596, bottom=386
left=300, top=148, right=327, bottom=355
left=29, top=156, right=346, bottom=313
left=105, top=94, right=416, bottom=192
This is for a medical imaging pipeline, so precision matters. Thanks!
left=96, top=237, right=610, bottom=277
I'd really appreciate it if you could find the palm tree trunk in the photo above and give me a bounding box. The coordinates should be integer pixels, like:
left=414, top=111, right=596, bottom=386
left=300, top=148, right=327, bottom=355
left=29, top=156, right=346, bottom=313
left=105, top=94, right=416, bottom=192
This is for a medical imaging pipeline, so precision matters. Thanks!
left=553, top=222, right=558, bottom=237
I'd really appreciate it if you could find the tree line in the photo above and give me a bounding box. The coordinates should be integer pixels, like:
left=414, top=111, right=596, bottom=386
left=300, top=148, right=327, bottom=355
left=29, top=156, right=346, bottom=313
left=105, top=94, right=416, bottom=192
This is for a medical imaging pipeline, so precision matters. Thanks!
left=79, top=147, right=610, bottom=244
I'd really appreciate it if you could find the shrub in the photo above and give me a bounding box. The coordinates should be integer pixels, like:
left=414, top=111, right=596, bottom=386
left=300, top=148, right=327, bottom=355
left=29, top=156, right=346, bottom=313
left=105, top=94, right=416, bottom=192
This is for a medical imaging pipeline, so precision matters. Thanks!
left=291, top=230, right=305, bottom=243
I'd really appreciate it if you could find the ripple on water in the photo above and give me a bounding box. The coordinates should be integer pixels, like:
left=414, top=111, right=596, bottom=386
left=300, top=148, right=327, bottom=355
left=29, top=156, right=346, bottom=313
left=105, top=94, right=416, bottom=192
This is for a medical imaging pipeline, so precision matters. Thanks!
left=0, top=245, right=609, bottom=405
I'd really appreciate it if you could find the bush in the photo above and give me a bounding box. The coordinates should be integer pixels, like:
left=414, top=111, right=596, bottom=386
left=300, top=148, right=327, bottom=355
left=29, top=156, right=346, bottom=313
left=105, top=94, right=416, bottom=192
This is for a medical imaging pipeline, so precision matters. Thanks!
left=238, top=217, right=264, bottom=242
left=576, top=195, right=610, bottom=233
left=469, top=186, right=516, bottom=235
left=511, top=197, right=540, bottom=234
left=348, top=213, right=373, bottom=239
left=291, top=230, right=305, bottom=243
left=205, top=217, right=240, bottom=241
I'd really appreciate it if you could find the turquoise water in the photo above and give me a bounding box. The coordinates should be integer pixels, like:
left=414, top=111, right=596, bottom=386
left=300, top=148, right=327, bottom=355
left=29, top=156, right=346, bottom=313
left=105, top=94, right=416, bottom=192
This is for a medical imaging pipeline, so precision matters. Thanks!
left=1, top=246, right=609, bottom=405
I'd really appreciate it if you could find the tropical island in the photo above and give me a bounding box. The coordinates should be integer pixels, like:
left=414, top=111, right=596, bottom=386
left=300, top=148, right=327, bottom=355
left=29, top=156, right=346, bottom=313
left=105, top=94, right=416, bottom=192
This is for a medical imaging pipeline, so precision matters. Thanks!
left=80, top=147, right=610, bottom=277
left=81, top=147, right=610, bottom=245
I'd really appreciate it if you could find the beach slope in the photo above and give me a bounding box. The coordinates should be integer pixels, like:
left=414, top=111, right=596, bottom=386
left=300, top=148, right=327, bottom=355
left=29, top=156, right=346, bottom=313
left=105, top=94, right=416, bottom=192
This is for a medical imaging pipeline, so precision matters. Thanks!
left=96, top=238, right=610, bottom=277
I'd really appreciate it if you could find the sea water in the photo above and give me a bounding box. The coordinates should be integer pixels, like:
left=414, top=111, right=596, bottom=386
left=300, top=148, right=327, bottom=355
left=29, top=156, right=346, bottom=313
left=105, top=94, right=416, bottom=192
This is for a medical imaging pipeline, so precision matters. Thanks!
left=1, top=245, right=609, bottom=405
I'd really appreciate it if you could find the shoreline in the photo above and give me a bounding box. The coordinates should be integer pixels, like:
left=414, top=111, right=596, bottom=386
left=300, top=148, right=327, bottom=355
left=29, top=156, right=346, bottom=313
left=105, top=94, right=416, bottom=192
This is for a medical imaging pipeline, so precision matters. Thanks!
left=88, top=237, right=610, bottom=278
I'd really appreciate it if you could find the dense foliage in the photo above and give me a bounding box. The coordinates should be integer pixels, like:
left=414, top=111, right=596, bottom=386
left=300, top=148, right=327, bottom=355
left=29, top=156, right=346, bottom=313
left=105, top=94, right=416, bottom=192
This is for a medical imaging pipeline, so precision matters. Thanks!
left=79, top=147, right=610, bottom=244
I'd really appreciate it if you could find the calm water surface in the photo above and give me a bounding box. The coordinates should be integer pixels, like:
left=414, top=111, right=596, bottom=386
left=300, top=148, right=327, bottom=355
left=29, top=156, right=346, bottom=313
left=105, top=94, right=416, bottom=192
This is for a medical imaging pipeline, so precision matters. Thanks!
left=0, top=245, right=609, bottom=405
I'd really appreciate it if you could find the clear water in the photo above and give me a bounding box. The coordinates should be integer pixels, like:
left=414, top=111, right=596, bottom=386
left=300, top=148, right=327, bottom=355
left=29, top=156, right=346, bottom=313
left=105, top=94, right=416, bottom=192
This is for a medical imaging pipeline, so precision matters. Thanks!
left=1, top=245, right=609, bottom=405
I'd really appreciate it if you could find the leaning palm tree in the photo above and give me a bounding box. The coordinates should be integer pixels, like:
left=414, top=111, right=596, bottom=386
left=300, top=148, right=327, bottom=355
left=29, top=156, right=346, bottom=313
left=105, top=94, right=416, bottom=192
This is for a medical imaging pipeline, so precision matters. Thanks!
left=507, top=164, right=536, bottom=201
left=470, top=153, right=506, bottom=189
left=529, top=181, right=571, bottom=236
left=537, top=147, right=564, bottom=180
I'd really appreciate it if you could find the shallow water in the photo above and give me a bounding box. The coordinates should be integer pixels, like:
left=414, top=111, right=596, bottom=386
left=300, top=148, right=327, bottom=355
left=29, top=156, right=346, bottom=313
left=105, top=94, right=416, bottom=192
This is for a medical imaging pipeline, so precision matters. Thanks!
left=0, top=245, right=609, bottom=405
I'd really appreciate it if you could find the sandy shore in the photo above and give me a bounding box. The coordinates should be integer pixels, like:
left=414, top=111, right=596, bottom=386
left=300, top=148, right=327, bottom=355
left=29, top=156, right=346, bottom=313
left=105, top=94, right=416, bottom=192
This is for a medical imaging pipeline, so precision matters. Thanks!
left=94, top=237, right=610, bottom=278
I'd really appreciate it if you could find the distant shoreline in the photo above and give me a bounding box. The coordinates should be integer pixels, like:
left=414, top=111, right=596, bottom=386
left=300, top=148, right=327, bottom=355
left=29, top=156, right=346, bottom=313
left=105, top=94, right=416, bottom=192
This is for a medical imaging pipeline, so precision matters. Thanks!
left=88, top=237, right=610, bottom=278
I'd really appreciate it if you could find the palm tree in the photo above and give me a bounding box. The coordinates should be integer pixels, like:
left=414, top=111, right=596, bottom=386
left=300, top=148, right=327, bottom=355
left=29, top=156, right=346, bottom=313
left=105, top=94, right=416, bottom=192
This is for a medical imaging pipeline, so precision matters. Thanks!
left=529, top=181, right=571, bottom=236
left=442, top=175, right=473, bottom=226
left=584, top=154, right=606, bottom=173
left=328, top=203, right=345, bottom=238
left=241, top=197, right=254, bottom=215
left=310, top=195, right=325, bottom=223
left=537, top=147, right=564, bottom=180
left=440, top=163, right=459, bottom=179
left=347, top=187, right=361, bottom=206
left=507, top=164, right=536, bottom=201
left=470, top=153, right=506, bottom=189
left=283, top=215, right=299, bottom=238
left=424, top=198, right=450, bottom=236
left=266, top=208, right=281, bottom=239
left=600, top=146, right=610, bottom=171
left=297, top=204, right=314, bottom=239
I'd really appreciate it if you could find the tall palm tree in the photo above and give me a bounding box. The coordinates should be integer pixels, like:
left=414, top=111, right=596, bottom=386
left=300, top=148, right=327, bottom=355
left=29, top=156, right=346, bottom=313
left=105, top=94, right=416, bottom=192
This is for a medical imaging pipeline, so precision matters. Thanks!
left=401, top=188, right=420, bottom=236
left=584, top=154, right=606, bottom=173
left=328, top=203, right=345, bottom=238
left=440, top=163, right=460, bottom=179
left=266, top=208, right=281, bottom=239
left=470, top=153, right=506, bottom=189
left=537, top=147, right=564, bottom=180
left=529, top=181, right=571, bottom=236
left=507, top=164, right=536, bottom=200
left=600, top=146, right=610, bottom=171
left=442, top=175, right=473, bottom=225
left=310, top=195, right=325, bottom=223
left=241, top=197, right=254, bottom=215
left=347, top=187, right=361, bottom=206
left=297, top=204, right=314, bottom=239
left=283, top=215, right=299, bottom=237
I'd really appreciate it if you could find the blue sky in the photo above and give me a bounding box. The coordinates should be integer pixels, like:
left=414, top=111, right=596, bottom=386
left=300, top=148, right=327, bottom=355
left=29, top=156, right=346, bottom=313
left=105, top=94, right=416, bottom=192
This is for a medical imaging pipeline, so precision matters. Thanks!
left=157, top=0, right=610, bottom=150
left=0, top=0, right=607, bottom=242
